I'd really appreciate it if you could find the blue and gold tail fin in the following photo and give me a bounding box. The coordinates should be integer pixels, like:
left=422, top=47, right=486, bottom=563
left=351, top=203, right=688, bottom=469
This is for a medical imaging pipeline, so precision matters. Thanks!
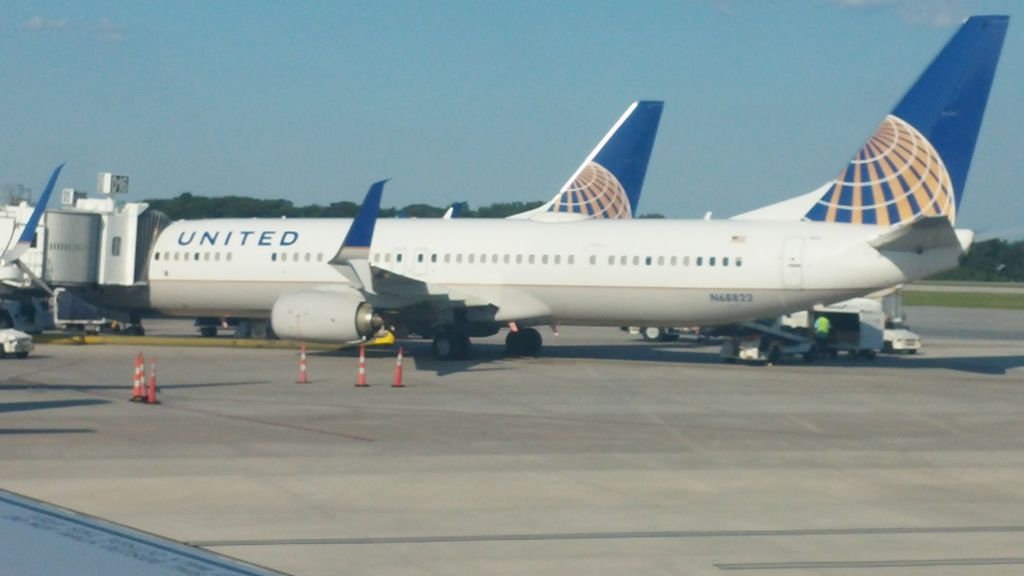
left=803, top=15, right=1008, bottom=226
left=511, top=101, right=663, bottom=220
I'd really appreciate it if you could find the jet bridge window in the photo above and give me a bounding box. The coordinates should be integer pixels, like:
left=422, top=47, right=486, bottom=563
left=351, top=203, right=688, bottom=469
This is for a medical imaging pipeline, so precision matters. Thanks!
left=111, top=236, right=122, bottom=256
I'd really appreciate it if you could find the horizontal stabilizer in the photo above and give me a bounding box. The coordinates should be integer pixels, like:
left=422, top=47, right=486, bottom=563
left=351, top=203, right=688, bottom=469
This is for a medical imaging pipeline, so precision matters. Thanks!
left=868, top=216, right=961, bottom=252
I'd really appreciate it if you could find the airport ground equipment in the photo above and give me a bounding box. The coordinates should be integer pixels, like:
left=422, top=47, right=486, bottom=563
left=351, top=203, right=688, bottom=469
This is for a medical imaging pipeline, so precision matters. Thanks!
left=0, top=328, right=33, bottom=358
left=718, top=319, right=815, bottom=365
left=883, top=327, right=921, bottom=353
left=783, top=298, right=885, bottom=359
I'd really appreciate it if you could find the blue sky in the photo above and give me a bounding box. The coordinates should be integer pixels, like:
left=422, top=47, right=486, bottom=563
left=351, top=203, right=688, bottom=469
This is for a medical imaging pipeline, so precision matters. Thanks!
left=1, top=1, right=1021, bottom=233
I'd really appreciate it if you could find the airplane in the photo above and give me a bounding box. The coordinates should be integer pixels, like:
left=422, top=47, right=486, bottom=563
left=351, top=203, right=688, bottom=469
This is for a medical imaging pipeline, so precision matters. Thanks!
left=0, top=164, right=64, bottom=295
left=146, top=15, right=1007, bottom=360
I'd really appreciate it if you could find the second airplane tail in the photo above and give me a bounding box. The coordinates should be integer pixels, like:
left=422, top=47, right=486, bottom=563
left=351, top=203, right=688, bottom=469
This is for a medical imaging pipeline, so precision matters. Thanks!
left=511, top=100, right=663, bottom=220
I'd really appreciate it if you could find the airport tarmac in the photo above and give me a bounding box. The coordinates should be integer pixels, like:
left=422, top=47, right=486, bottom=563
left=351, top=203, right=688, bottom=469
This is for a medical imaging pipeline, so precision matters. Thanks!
left=2, top=306, right=1023, bottom=575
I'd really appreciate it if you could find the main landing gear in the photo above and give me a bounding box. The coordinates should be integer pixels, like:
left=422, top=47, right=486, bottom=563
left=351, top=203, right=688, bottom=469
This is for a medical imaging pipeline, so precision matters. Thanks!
left=432, top=327, right=471, bottom=361
left=505, top=327, right=542, bottom=357
left=429, top=326, right=543, bottom=360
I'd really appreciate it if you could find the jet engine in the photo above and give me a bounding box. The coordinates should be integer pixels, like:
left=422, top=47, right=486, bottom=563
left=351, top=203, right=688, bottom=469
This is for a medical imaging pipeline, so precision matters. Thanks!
left=271, top=288, right=382, bottom=343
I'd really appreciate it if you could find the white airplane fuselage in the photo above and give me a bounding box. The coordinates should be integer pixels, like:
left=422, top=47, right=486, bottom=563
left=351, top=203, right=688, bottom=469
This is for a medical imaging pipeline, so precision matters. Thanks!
left=148, top=218, right=961, bottom=327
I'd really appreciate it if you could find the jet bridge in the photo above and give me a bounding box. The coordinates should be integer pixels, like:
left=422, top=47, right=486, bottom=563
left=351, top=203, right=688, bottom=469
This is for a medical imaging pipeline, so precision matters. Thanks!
left=0, top=173, right=169, bottom=331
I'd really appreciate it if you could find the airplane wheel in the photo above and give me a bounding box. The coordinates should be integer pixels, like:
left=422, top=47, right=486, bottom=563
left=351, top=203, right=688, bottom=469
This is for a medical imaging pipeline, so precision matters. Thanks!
left=433, top=328, right=470, bottom=360
left=521, top=328, right=542, bottom=356
left=505, top=331, right=524, bottom=357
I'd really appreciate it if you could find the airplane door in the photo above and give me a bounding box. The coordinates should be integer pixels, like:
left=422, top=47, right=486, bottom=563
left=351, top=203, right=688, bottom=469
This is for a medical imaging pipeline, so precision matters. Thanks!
left=782, top=237, right=804, bottom=288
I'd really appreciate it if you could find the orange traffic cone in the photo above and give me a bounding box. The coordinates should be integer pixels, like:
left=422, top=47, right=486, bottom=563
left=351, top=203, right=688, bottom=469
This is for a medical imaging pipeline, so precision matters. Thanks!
left=392, top=347, right=404, bottom=388
left=356, top=343, right=368, bottom=387
left=130, top=352, right=145, bottom=401
left=146, top=357, right=160, bottom=405
left=297, top=343, right=309, bottom=384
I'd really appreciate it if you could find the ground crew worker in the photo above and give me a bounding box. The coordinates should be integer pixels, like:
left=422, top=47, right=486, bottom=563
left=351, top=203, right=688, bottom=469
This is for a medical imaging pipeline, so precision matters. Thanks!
left=813, top=314, right=831, bottom=356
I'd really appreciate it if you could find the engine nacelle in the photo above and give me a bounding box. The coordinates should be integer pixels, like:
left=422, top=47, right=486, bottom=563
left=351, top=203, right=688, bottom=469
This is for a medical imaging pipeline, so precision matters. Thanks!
left=271, top=289, right=381, bottom=343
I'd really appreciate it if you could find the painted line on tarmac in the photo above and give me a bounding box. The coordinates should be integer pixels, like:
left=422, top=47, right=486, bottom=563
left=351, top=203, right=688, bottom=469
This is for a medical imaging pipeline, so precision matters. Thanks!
left=716, top=557, right=1024, bottom=570
left=190, top=525, right=1024, bottom=547
left=34, top=333, right=394, bottom=350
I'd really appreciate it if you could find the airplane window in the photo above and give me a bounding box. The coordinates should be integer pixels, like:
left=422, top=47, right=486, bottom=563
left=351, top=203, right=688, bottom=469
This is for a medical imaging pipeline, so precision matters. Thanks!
left=417, top=254, right=424, bottom=263
left=194, top=253, right=200, bottom=261
left=555, top=255, right=562, bottom=265
left=227, top=253, right=233, bottom=262
left=480, top=253, right=486, bottom=262
left=657, top=256, right=664, bottom=266
left=620, top=256, right=627, bottom=265
left=670, top=256, right=677, bottom=266
left=709, top=257, right=716, bottom=267
left=456, top=254, right=463, bottom=264
left=736, top=257, right=743, bottom=267
left=492, top=254, right=499, bottom=263
left=385, top=253, right=392, bottom=263
left=590, top=255, right=597, bottom=265
left=542, top=255, right=548, bottom=265
left=317, top=253, right=323, bottom=262
left=696, top=257, right=703, bottom=266
left=516, top=254, right=523, bottom=264
left=723, top=257, right=729, bottom=267
left=155, top=252, right=160, bottom=261
left=683, top=256, right=690, bottom=266
left=397, top=254, right=403, bottom=263
left=294, top=253, right=300, bottom=262
left=272, top=253, right=277, bottom=262
left=444, top=254, right=451, bottom=263
left=431, top=254, right=438, bottom=263
left=633, top=256, right=640, bottom=266
left=469, top=254, right=476, bottom=264
left=305, top=253, right=311, bottom=262
left=645, top=256, right=652, bottom=266
left=215, top=253, right=221, bottom=261
left=567, top=255, right=573, bottom=265
left=204, top=253, right=210, bottom=261
left=528, top=255, right=535, bottom=264
left=607, top=256, right=614, bottom=265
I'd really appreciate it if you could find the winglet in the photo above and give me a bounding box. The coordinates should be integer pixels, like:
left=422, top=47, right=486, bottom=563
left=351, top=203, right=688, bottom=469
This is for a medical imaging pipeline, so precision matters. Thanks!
left=1, top=163, right=64, bottom=264
left=331, top=179, right=387, bottom=264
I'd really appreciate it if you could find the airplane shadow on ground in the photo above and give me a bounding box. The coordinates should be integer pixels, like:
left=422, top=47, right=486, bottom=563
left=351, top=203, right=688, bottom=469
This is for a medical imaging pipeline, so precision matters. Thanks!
left=0, top=380, right=271, bottom=392
left=0, top=398, right=109, bottom=414
left=391, top=340, right=1024, bottom=377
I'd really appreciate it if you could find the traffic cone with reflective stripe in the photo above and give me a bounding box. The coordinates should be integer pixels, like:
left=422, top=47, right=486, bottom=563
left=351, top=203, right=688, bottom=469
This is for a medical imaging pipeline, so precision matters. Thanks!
left=297, top=343, right=309, bottom=384
left=356, top=343, right=368, bottom=387
left=145, top=357, right=160, bottom=405
left=392, top=347, right=404, bottom=388
left=130, top=352, right=145, bottom=402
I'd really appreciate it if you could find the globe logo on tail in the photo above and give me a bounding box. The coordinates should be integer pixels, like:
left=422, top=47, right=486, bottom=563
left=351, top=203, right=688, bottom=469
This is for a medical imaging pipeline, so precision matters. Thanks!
left=805, top=115, right=955, bottom=226
left=548, top=162, right=633, bottom=219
